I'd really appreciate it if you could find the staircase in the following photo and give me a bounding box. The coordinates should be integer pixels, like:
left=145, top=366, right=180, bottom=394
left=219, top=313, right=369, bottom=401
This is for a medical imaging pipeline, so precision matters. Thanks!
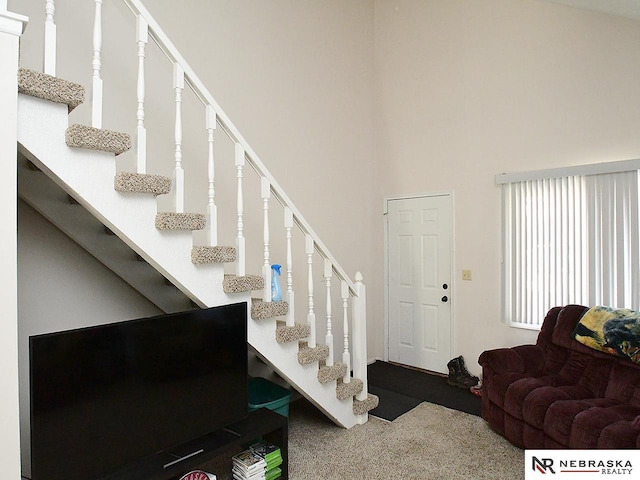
left=11, top=0, right=378, bottom=436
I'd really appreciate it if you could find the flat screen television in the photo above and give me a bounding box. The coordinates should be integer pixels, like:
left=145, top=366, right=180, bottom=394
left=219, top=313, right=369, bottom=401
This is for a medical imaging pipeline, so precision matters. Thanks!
left=29, top=302, right=248, bottom=480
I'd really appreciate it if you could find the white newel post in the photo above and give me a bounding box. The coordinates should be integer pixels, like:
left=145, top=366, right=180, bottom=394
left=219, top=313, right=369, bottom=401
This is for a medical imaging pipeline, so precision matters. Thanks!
left=235, top=144, right=245, bottom=277
left=352, top=272, right=369, bottom=418
left=0, top=6, right=28, bottom=477
left=324, top=259, right=334, bottom=366
left=43, top=0, right=56, bottom=75
left=284, top=207, right=295, bottom=326
left=172, top=63, right=184, bottom=213
left=91, top=0, right=103, bottom=128
left=205, top=105, right=217, bottom=245
left=341, top=280, right=351, bottom=383
left=261, top=177, right=271, bottom=302
left=135, top=15, right=147, bottom=174
left=306, top=234, right=316, bottom=348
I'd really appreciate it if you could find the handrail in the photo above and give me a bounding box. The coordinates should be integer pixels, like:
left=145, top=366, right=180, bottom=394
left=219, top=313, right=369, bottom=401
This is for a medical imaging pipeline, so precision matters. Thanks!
left=121, top=0, right=357, bottom=295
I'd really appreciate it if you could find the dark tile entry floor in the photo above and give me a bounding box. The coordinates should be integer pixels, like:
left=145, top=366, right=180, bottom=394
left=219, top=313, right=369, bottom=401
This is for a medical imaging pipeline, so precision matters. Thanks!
left=367, top=360, right=481, bottom=421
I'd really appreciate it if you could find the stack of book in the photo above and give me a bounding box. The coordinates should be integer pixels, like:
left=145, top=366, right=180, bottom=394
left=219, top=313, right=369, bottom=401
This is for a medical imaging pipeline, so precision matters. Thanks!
left=231, top=450, right=266, bottom=480
left=249, top=442, right=283, bottom=480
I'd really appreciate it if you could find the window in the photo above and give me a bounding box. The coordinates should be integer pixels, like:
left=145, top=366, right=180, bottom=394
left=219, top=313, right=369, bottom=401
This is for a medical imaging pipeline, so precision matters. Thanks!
left=497, top=160, right=640, bottom=329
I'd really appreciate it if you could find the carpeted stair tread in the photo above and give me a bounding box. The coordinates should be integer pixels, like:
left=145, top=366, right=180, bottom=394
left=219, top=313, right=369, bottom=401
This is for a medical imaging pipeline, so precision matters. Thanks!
left=275, top=320, right=310, bottom=343
left=191, top=246, right=237, bottom=264
left=155, top=212, right=206, bottom=231
left=251, top=298, right=288, bottom=320
left=353, top=393, right=379, bottom=415
left=66, top=124, right=131, bottom=156
left=223, top=274, right=264, bottom=293
left=114, top=172, right=171, bottom=196
left=298, top=342, right=329, bottom=365
left=336, top=377, right=363, bottom=399
left=317, top=362, right=347, bottom=384
left=17, top=68, right=84, bottom=112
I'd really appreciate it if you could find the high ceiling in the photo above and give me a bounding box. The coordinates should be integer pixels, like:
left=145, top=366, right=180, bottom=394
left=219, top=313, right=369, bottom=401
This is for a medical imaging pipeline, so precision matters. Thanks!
left=545, top=0, right=640, bottom=21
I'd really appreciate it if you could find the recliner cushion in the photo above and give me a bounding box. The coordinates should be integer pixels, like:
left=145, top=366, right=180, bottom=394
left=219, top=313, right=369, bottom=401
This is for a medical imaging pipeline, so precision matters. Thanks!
left=543, top=398, right=617, bottom=446
left=522, top=385, right=594, bottom=428
left=503, top=375, right=571, bottom=420
left=569, top=404, right=640, bottom=448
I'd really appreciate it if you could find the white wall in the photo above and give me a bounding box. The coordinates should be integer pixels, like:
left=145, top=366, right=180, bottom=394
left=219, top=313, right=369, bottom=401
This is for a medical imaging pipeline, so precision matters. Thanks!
left=374, top=0, right=640, bottom=373
left=18, top=200, right=162, bottom=477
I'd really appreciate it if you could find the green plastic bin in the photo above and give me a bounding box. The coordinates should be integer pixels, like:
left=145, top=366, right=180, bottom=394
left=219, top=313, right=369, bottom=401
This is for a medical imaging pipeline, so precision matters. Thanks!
left=248, top=377, right=292, bottom=417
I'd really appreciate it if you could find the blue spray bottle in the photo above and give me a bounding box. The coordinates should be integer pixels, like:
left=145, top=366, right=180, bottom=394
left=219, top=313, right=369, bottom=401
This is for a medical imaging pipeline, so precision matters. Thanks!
left=271, top=264, right=282, bottom=301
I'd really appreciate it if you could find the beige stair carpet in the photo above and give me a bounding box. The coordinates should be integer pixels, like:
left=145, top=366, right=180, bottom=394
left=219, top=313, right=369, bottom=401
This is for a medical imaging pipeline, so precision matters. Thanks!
left=250, top=298, right=288, bottom=320
left=191, top=246, right=237, bottom=264
left=353, top=394, right=379, bottom=415
left=336, top=377, right=363, bottom=399
left=66, top=124, right=131, bottom=156
left=318, top=362, right=347, bottom=384
left=223, top=274, right=264, bottom=294
left=297, top=342, right=329, bottom=365
left=155, top=212, right=206, bottom=230
left=114, top=172, right=171, bottom=196
left=17, top=68, right=84, bottom=111
left=275, top=321, right=310, bottom=343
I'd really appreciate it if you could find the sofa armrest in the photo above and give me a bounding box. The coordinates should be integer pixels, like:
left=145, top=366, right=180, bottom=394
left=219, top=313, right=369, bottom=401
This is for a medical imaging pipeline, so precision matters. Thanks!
left=478, top=344, right=545, bottom=375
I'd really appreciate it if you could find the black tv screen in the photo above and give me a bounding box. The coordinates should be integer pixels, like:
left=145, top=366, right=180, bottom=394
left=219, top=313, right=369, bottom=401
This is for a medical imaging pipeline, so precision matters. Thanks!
left=29, top=302, right=248, bottom=480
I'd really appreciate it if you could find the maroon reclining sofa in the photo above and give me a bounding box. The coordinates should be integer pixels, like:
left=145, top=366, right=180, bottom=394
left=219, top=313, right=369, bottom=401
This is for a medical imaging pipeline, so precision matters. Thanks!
left=478, top=304, right=640, bottom=449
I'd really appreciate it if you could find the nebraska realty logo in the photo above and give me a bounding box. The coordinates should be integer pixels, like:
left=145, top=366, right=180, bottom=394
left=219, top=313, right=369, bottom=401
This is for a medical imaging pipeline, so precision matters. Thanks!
left=525, top=450, right=638, bottom=479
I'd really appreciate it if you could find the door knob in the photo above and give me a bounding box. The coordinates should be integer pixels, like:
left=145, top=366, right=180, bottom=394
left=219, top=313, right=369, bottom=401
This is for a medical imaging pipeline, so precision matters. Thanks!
left=441, top=296, right=448, bottom=302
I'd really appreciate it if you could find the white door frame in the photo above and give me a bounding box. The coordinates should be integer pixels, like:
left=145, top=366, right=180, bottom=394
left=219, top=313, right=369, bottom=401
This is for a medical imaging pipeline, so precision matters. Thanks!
left=383, top=191, right=455, bottom=366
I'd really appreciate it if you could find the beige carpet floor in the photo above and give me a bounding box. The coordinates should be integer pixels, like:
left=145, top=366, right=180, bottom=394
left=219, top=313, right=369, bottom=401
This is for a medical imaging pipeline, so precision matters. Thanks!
left=288, top=398, right=524, bottom=479
left=198, top=398, right=524, bottom=479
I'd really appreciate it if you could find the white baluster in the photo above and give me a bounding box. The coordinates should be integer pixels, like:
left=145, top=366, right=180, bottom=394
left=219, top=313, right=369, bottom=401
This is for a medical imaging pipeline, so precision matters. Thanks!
left=306, top=235, right=316, bottom=348
left=284, top=207, right=295, bottom=327
left=44, top=0, right=56, bottom=75
left=135, top=16, right=148, bottom=174
left=342, top=280, right=350, bottom=383
left=262, top=177, right=271, bottom=302
left=352, top=272, right=368, bottom=410
left=91, top=0, right=103, bottom=129
left=324, top=258, right=334, bottom=367
left=205, top=105, right=217, bottom=245
left=235, top=144, right=245, bottom=277
left=173, top=64, right=184, bottom=213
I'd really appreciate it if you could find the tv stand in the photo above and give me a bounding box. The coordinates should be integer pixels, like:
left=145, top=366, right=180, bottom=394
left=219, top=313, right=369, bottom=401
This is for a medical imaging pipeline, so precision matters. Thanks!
left=99, top=409, right=288, bottom=480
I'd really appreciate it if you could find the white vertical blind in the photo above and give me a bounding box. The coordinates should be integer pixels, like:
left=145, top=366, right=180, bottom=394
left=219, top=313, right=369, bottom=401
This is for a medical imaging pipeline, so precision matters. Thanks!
left=586, top=170, right=640, bottom=309
left=502, top=169, right=640, bottom=328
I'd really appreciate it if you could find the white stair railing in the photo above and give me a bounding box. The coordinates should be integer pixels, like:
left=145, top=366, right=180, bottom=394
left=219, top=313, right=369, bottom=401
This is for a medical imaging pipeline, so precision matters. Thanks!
left=324, top=258, right=334, bottom=366
left=205, top=105, right=217, bottom=245
left=284, top=207, right=295, bottom=326
left=341, top=280, right=351, bottom=383
left=91, top=0, right=102, bottom=129
left=135, top=16, right=147, bottom=174
left=43, top=0, right=55, bottom=75
left=172, top=64, right=184, bottom=213
left=352, top=272, right=369, bottom=405
left=235, top=144, right=246, bottom=277
left=261, top=178, right=271, bottom=302
left=306, top=234, right=316, bottom=348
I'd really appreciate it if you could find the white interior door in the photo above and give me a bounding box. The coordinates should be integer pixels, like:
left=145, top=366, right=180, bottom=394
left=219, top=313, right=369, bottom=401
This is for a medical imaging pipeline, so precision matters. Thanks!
left=386, top=194, right=452, bottom=374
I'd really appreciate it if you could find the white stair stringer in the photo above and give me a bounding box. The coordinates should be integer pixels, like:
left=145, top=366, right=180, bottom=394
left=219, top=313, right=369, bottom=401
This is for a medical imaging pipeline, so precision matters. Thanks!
left=17, top=92, right=366, bottom=429
left=17, top=152, right=194, bottom=314
left=249, top=317, right=363, bottom=429
left=17, top=94, right=230, bottom=309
